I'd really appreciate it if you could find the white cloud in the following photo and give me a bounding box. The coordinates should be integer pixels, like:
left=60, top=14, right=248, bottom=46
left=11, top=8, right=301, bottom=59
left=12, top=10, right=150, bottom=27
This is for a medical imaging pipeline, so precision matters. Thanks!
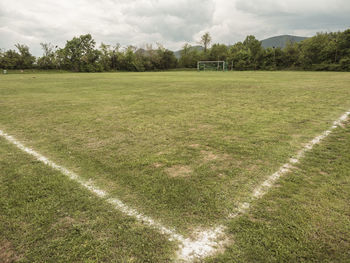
left=0, top=0, right=349, bottom=56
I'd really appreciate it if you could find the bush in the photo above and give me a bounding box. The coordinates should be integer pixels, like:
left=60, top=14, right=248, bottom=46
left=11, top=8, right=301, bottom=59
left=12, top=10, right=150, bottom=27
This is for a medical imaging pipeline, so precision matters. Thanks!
left=339, top=57, right=350, bottom=71
left=312, top=63, right=341, bottom=71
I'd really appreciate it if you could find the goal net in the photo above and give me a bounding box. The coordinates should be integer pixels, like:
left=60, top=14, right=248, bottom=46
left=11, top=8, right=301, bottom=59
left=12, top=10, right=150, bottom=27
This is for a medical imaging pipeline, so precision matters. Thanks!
left=197, top=61, right=226, bottom=71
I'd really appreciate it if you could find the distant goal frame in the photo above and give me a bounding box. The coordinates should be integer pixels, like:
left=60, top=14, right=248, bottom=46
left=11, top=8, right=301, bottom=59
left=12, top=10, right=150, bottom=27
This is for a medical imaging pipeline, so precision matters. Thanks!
left=197, top=61, right=227, bottom=71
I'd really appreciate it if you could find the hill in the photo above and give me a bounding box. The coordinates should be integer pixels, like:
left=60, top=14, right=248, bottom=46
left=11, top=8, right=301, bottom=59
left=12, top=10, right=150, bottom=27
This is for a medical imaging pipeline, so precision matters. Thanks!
left=173, top=35, right=307, bottom=58
left=261, top=35, right=308, bottom=49
left=173, top=45, right=203, bottom=59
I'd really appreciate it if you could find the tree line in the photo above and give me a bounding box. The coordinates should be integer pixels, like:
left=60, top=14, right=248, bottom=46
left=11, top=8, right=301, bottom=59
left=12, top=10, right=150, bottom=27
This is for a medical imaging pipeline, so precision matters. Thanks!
left=1, top=29, right=349, bottom=72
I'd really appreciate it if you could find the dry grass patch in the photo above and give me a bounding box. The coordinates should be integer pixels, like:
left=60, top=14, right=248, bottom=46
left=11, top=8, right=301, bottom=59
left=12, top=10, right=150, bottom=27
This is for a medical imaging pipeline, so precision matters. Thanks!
left=200, top=150, right=234, bottom=167
left=201, top=150, right=219, bottom=162
left=53, top=216, right=77, bottom=228
left=247, top=164, right=259, bottom=172
left=153, top=162, right=163, bottom=168
left=165, top=165, right=192, bottom=178
left=0, top=240, right=20, bottom=263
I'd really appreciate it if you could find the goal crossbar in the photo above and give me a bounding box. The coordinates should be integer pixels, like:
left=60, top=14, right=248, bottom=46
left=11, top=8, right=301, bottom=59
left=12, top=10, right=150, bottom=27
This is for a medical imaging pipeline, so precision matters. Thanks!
left=197, top=61, right=226, bottom=71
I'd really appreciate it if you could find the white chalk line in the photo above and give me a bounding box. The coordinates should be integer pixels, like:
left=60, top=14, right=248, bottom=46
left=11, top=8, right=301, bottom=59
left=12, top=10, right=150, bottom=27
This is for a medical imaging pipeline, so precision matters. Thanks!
left=180, top=109, right=350, bottom=259
left=1, top=110, right=349, bottom=261
left=0, top=129, right=225, bottom=262
left=229, top=110, right=350, bottom=218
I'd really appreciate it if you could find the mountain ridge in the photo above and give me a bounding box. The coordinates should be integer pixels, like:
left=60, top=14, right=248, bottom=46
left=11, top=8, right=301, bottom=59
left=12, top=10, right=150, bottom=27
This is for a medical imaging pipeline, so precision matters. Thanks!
left=173, top=45, right=203, bottom=59
left=173, top=35, right=308, bottom=58
left=261, top=35, right=308, bottom=49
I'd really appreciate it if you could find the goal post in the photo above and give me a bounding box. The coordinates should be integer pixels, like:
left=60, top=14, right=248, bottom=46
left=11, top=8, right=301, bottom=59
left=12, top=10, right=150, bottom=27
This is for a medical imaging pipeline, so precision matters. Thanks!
left=197, top=61, right=227, bottom=71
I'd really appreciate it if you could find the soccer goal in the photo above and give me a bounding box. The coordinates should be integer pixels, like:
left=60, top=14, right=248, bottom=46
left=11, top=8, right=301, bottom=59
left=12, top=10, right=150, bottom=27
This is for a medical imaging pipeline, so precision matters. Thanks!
left=197, top=61, right=227, bottom=71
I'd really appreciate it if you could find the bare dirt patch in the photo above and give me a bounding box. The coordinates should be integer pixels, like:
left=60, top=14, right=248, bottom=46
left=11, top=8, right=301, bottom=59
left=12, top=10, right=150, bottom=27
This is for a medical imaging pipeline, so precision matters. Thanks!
left=0, top=240, right=19, bottom=263
left=166, top=165, right=192, bottom=178
left=201, top=150, right=219, bottom=162
left=153, top=162, right=163, bottom=168
left=57, top=216, right=76, bottom=226
left=189, top=143, right=200, bottom=148
left=319, top=171, right=328, bottom=176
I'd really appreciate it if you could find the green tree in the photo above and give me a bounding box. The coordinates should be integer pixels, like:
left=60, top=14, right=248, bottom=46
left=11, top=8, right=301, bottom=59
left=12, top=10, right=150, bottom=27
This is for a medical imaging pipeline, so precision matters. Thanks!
left=99, top=43, right=113, bottom=71
left=243, top=35, right=263, bottom=70
left=339, top=56, right=350, bottom=71
left=208, top=44, right=228, bottom=61
left=37, top=43, right=57, bottom=69
left=179, top=43, right=200, bottom=68
left=111, top=44, right=122, bottom=70
left=156, top=44, right=177, bottom=70
left=200, top=32, right=212, bottom=53
left=14, top=44, right=35, bottom=69
left=261, top=47, right=276, bottom=70
left=233, top=49, right=251, bottom=70
left=61, top=34, right=101, bottom=72
left=338, top=29, right=350, bottom=58
left=147, top=44, right=162, bottom=70
left=0, top=49, right=21, bottom=69
left=228, top=42, right=246, bottom=70
left=283, top=41, right=300, bottom=68
left=179, top=43, right=191, bottom=67
left=298, top=32, right=337, bottom=69
left=0, top=49, right=3, bottom=69
left=120, top=46, right=144, bottom=71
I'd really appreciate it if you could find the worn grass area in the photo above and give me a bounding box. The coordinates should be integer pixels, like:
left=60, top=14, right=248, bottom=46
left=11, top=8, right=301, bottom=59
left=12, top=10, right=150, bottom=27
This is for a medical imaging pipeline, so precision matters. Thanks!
left=207, top=121, right=350, bottom=262
left=0, top=138, right=175, bottom=262
left=0, top=71, right=350, bottom=233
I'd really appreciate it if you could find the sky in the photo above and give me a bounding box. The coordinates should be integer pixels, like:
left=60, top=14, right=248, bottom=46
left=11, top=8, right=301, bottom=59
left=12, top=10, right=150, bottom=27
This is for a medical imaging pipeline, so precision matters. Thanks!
left=0, top=0, right=349, bottom=56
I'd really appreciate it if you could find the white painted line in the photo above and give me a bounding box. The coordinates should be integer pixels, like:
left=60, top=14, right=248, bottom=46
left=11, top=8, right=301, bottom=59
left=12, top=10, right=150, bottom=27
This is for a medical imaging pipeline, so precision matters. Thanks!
left=229, top=110, right=350, bottom=218
left=0, top=129, right=225, bottom=262
left=177, top=226, right=225, bottom=261
left=0, top=109, right=348, bottom=261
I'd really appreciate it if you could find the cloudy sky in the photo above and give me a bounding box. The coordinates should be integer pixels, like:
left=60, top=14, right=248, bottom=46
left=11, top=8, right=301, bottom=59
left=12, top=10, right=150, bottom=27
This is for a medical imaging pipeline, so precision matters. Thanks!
left=0, top=0, right=349, bottom=56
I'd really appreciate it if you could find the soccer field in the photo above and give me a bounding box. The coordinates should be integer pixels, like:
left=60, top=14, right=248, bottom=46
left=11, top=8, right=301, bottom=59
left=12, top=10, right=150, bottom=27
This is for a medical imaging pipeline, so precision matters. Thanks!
left=1, top=71, right=350, bottom=262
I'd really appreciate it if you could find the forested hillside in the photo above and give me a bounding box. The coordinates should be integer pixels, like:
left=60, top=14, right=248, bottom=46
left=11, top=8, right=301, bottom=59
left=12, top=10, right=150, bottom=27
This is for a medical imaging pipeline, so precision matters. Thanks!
left=261, top=35, right=308, bottom=49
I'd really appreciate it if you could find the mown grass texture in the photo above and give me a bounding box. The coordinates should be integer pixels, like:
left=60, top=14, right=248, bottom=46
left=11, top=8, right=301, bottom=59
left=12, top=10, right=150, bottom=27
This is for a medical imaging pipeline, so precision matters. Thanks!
left=0, top=71, right=349, bottom=233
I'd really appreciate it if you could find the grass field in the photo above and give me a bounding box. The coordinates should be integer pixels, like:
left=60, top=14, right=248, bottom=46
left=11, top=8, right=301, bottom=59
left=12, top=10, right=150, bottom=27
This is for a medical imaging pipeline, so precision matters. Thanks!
left=1, top=71, right=350, bottom=262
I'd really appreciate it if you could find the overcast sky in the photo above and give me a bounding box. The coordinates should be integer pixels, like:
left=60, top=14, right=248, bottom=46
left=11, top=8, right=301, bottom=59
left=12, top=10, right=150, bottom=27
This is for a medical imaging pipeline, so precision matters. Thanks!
left=0, top=0, right=349, bottom=56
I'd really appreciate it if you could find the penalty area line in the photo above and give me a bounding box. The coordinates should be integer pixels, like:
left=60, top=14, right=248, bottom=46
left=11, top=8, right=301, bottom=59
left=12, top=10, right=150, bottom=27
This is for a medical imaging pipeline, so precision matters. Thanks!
left=229, top=110, right=350, bottom=218
left=1, top=109, right=348, bottom=261
left=0, top=129, right=225, bottom=262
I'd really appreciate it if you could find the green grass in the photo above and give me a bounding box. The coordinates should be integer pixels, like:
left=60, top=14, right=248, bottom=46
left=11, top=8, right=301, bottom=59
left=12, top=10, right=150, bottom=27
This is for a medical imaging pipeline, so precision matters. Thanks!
left=1, top=71, right=350, bottom=262
left=207, top=120, right=350, bottom=262
left=0, top=71, right=350, bottom=234
left=0, top=138, right=175, bottom=262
